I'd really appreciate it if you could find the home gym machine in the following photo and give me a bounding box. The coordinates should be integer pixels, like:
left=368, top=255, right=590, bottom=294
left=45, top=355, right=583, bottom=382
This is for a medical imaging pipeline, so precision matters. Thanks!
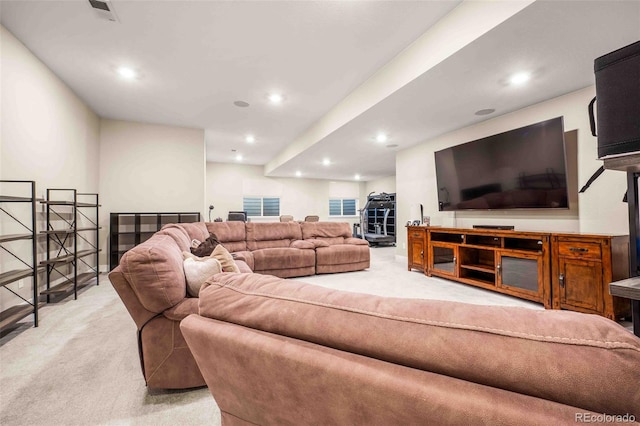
left=359, top=192, right=396, bottom=246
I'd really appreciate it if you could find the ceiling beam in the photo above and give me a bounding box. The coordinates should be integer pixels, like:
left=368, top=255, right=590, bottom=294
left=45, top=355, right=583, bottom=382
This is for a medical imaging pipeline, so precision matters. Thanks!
left=264, top=0, right=536, bottom=176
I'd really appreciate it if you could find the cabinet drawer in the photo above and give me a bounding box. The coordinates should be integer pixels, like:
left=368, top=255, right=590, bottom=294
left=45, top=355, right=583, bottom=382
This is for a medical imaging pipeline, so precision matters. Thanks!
left=411, top=232, right=423, bottom=238
left=557, top=241, right=601, bottom=259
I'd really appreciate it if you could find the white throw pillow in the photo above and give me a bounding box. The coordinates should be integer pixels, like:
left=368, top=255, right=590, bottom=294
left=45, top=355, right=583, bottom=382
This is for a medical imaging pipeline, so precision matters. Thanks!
left=182, top=253, right=222, bottom=297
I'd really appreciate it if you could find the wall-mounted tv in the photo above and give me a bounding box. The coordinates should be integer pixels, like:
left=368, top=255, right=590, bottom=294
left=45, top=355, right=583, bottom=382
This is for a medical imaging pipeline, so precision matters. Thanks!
left=434, top=117, right=569, bottom=211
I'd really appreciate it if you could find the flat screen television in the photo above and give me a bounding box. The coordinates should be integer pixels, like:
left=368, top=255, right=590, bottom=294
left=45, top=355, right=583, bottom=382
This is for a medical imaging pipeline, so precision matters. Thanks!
left=434, top=117, right=569, bottom=211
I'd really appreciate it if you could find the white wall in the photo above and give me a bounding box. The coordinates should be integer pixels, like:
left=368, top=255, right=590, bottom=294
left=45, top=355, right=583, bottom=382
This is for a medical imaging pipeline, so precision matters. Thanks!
left=395, top=86, right=629, bottom=256
left=206, top=162, right=365, bottom=225
left=365, top=175, right=396, bottom=196
left=99, top=119, right=206, bottom=265
left=1, top=25, right=100, bottom=310
left=1, top=25, right=100, bottom=192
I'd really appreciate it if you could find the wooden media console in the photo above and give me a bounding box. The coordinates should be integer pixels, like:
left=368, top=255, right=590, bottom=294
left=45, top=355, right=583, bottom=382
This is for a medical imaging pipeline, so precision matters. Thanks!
left=407, top=226, right=630, bottom=319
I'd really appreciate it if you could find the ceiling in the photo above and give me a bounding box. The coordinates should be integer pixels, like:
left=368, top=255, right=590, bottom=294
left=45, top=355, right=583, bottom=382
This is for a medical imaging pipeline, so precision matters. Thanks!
left=2, top=1, right=639, bottom=182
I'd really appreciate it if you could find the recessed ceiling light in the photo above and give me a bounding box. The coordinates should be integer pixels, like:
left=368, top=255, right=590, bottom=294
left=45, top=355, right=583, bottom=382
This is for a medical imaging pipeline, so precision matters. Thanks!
left=234, top=100, right=250, bottom=107
left=354, top=174, right=361, bottom=181
left=376, top=133, right=388, bottom=143
left=475, top=108, right=496, bottom=116
left=235, top=154, right=243, bottom=162
left=117, top=66, right=137, bottom=80
left=509, top=72, right=530, bottom=86
left=295, top=171, right=302, bottom=177
left=322, top=158, right=331, bottom=166
left=268, top=93, right=284, bottom=104
left=245, top=135, right=255, bottom=143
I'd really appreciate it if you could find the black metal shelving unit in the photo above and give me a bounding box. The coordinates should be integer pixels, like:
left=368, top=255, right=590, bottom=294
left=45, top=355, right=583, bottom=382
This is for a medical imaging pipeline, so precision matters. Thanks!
left=40, top=189, right=77, bottom=301
left=76, top=193, right=101, bottom=291
left=0, top=180, right=39, bottom=329
left=39, top=189, right=100, bottom=301
left=109, top=212, right=200, bottom=270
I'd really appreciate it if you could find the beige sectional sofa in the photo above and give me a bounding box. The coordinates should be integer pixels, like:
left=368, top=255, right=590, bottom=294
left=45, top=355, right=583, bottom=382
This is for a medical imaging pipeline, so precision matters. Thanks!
left=182, top=272, right=640, bottom=425
left=206, top=220, right=369, bottom=277
left=109, top=220, right=370, bottom=389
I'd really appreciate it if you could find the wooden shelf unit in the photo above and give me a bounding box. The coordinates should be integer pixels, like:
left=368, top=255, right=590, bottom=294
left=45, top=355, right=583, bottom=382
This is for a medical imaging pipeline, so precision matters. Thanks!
left=109, top=212, right=201, bottom=270
left=418, top=227, right=631, bottom=318
left=0, top=180, right=39, bottom=330
left=552, top=233, right=629, bottom=320
left=425, top=227, right=552, bottom=308
left=407, top=226, right=427, bottom=272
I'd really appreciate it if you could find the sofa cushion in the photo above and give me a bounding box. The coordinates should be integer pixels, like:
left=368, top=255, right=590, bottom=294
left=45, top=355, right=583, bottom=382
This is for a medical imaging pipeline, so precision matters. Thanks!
left=212, top=245, right=240, bottom=273
left=182, top=253, right=222, bottom=297
left=206, top=221, right=247, bottom=252
left=191, top=233, right=221, bottom=257
left=120, top=234, right=186, bottom=313
left=198, top=273, right=640, bottom=417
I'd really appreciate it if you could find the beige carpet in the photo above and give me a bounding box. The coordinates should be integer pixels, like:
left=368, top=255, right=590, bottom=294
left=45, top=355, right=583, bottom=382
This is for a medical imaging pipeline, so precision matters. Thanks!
left=0, top=247, right=626, bottom=425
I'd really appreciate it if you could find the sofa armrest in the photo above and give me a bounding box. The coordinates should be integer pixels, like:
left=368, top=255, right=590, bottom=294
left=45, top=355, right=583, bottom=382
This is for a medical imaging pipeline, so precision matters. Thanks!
left=290, top=240, right=316, bottom=250
left=304, top=239, right=330, bottom=248
left=344, top=237, right=369, bottom=246
left=232, top=250, right=254, bottom=270
left=235, top=260, right=253, bottom=273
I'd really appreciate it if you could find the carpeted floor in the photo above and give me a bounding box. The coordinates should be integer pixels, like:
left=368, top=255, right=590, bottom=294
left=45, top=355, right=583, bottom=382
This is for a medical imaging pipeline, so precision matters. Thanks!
left=0, top=247, right=629, bottom=425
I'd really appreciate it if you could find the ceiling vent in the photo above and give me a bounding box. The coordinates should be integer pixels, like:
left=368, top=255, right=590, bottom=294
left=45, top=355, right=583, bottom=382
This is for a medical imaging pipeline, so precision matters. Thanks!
left=87, top=0, right=119, bottom=22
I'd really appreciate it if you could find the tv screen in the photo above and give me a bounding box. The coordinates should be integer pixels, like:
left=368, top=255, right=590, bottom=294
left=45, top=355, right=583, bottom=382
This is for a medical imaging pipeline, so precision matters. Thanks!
left=434, top=117, right=568, bottom=211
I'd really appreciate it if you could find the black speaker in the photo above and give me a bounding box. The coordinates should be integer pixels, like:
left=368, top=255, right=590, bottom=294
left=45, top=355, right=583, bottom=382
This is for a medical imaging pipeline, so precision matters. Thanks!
left=589, top=40, right=640, bottom=159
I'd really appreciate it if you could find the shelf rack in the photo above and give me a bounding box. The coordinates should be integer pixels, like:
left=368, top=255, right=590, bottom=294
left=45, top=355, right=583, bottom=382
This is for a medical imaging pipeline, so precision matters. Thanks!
left=76, top=193, right=101, bottom=291
left=109, top=212, right=200, bottom=270
left=40, top=189, right=77, bottom=301
left=0, top=180, right=39, bottom=329
left=39, top=189, right=100, bottom=302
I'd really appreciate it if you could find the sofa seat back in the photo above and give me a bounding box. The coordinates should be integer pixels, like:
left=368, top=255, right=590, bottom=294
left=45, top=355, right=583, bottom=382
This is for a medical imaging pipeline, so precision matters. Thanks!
left=197, top=273, right=640, bottom=418
left=119, top=232, right=187, bottom=313
left=161, top=221, right=209, bottom=247
left=206, top=221, right=247, bottom=252
left=245, top=222, right=303, bottom=250
left=301, top=222, right=351, bottom=245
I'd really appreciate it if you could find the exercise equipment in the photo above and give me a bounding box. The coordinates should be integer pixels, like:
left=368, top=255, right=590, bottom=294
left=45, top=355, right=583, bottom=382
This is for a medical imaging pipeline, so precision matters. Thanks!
left=359, top=192, right=396, bottom=246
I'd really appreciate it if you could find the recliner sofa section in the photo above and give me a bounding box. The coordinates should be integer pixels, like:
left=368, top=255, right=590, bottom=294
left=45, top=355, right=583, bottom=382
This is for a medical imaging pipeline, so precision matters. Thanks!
left=182, top=272, right=640, bottom=424
left=245, top=222, right=316, bottom=278
left=109, top=222, right=211, bottom=389
left=205, top=220, right=370, bottom=277
left=300, top=221, right=370, bottom=274
left=110, top=220, right=370, bottom=389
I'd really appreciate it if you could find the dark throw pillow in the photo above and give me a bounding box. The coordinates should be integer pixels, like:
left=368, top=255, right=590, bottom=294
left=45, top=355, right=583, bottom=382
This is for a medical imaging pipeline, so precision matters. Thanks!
left=190, top=232, right=221, bottom=257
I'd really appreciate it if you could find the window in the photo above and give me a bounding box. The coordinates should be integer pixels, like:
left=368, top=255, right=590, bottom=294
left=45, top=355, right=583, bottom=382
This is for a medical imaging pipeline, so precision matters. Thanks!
left=329, top=198, right=358, bottom=216
left=243, top=197, right=280, bottom=217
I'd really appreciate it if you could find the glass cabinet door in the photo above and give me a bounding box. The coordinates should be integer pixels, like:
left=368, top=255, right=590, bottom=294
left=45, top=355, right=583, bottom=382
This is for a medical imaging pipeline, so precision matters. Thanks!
left=429, top=243, right=457, bottom=277
left=497, top=251, right=543, bottom=299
